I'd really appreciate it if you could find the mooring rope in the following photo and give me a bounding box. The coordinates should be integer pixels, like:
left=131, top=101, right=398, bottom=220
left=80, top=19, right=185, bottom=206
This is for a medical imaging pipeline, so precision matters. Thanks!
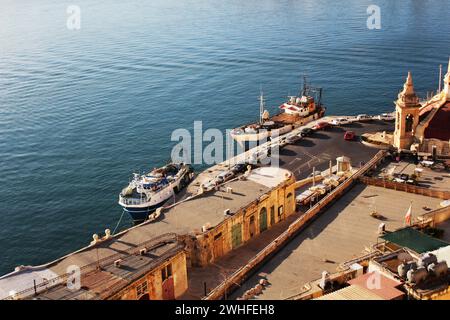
left=112, top=210, right=126, bottom=235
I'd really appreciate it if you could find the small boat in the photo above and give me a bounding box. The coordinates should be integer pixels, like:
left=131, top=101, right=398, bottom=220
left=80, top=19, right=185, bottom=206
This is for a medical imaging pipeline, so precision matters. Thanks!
left=118, top=162, right=194, bottom=223
left=230, top=77, right=325, bottom=144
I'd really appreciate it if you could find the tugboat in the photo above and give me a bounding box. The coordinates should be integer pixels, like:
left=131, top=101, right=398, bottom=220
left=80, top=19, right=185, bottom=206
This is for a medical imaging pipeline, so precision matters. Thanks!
left=118, top=162, right=194, bottom=223
left=230, top=77, right=325, bottom=144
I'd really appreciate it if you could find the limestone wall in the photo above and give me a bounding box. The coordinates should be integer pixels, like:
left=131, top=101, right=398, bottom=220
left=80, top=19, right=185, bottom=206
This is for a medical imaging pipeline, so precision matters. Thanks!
left=418, top=138, right=450, bottom=156
left=190, top=176, right=297, bottom=267
left=110, top=250, right=188, bottom=300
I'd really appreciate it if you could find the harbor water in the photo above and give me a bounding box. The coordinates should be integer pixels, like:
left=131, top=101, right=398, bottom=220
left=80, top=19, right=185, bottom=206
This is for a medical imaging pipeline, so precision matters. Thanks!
left=0, top=0, right=449, bottom=274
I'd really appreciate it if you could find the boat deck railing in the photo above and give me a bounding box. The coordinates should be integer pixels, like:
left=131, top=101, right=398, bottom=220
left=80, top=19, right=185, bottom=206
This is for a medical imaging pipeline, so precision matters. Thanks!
left=119, top=195, right=148, bottom=206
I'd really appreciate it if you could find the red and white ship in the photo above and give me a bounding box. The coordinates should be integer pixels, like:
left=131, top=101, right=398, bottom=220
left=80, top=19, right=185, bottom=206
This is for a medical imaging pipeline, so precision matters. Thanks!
left=230, top=78, right=325, bottom=143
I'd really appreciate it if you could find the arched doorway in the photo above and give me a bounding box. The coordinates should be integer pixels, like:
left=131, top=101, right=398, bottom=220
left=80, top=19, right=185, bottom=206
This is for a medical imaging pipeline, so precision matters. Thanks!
left=259, top=207, right=268, bottom=232
left=138, top=293, right=150, bottom=300
left=286, top=193, right=294, bottom=213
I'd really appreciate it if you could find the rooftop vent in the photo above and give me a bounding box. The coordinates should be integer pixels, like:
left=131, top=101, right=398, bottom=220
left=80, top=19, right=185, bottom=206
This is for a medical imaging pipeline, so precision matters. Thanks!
left=201, top=223, right=211, bottom=232
left=139, top=248, right=147, bottom=256
left=114, top=259, right=122, bottom=268
left=319, top=271, right=330, bottom=290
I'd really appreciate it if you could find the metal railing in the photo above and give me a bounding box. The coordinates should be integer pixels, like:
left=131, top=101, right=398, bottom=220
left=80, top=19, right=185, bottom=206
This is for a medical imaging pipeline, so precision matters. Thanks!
left=119, top=194, right=148, bottom=206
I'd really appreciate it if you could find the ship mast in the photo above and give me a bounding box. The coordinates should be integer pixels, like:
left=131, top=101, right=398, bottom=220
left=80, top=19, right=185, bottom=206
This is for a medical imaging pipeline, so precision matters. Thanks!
left=259, top=90, right=265, bottom=124
left=301, top=75, right=308, bottom=96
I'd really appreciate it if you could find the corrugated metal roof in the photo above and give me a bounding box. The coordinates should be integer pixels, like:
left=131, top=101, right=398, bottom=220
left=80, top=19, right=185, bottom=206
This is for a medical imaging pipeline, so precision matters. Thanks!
left=315, top=285, right=384, bottom=300
left=381, top=227, right=450, bottom=253
left=348, top=272, right=404, bottom=300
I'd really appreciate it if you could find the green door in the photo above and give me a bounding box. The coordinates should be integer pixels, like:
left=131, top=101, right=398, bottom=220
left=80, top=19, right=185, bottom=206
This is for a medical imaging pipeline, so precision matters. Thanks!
left=231, top=223, right=242, bottom=249
left=259, top=208, right=268, bottom=232
left=270, top=206, right=275, bottom=226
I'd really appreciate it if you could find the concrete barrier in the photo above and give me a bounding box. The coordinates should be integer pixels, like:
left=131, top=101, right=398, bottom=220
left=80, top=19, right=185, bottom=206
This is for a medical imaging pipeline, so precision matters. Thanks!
left=359, top=176, right=450, bottom=200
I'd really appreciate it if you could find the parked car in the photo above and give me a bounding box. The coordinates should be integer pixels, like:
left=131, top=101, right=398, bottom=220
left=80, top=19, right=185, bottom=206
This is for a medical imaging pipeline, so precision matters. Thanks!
left=270, top=136, right=288, bottom=148
left=201, top=180, right=216, bottom=191
left=399, top=173, right=409, bottom=181
left=376, top=113, right=395, bottom=121
left=231, top=163, right=247, bottom=174
left=330, top=117, right=351, bottom=126
left=286, top=134, right=302, bottom=144
left=216, top=170, right=235, bottom=182
left=356, top=114, right=373, bottom=122
left=312, top=121, right=330, bottom=130
left=250, top=149, right=269, bottom=163
left=300, top=127, right=314, bottom=137
left=344, top=131, right=356, bottom=141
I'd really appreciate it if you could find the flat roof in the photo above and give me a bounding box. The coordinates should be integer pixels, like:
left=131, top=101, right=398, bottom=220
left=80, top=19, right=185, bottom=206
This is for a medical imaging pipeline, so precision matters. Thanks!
left=381, top=228, right=450, bottom=254
left=429, top=245, right=450, bottom=265
left=231, top=183, right=442, bottom=299
left=0, top=167, right=291, bottom=299
left=2, top=234, right=183, bottom=300
left=348, top=271, right=404, bottom=300
left=316, top=285, right=384, bottom=300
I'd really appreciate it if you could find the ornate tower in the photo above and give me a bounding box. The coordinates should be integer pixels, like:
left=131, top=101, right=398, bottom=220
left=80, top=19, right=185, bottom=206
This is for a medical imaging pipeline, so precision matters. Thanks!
left=393, top=72, right=421, bottom=150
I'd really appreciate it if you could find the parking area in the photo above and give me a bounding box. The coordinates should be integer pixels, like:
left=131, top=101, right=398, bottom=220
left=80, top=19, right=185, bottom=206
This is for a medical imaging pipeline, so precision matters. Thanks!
left=279, top=120, right=394, bottom=179
left=375, top=160, right=450, bottom=192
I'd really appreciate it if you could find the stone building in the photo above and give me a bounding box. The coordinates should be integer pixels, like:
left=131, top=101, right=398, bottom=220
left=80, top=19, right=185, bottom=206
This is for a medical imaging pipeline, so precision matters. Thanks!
left=393, top=58, right=450, bottom=155
left=0, top=166, right=296, bottom=300
left=172, top=166, right=297, bottom=267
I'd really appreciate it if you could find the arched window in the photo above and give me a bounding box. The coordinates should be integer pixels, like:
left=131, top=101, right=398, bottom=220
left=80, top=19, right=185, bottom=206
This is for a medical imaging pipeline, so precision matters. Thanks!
left=286, top=193, right=294, bottom=212
left=405, top=114, right=414, bottom=132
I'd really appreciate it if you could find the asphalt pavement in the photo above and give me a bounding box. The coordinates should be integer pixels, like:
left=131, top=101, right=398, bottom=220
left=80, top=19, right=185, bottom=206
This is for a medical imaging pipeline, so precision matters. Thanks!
left=277, top=120, right=394, bottom=179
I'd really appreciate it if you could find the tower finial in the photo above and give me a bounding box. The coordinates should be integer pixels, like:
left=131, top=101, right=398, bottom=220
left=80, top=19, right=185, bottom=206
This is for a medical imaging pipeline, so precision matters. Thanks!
left=402, top=71, right=415, bottom=96
left=407, top=71, right=412, bottom=84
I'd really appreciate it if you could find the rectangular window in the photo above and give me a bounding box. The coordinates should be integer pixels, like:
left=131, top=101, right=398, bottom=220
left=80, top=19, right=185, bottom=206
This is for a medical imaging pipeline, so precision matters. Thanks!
left=136, top=280, right=148, bottom=296
left=161, top=264, right=173, bottom=282
left=278, top=205, right=284, bottom=217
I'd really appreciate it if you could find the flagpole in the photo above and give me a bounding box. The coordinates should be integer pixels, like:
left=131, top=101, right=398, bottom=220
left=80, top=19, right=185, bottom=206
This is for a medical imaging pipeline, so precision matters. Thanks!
left=410, top=200, right=413, bottom=226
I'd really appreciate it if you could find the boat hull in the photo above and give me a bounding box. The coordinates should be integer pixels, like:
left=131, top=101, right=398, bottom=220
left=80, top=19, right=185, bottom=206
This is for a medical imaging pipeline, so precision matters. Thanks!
left=122, top=199, right=168, bottom=224
left=230, top=112, right=322, bottom=143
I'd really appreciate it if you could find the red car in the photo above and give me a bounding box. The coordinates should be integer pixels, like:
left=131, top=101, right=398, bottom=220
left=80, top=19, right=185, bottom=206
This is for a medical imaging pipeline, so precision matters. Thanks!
left=344, top=131, right=356, bottom=141
left=312, top=121, right=330, bottom=130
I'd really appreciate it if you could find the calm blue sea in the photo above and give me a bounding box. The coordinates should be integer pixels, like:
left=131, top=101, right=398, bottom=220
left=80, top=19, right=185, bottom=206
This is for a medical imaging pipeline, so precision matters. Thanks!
left=0, top=0, right=449, bottom=275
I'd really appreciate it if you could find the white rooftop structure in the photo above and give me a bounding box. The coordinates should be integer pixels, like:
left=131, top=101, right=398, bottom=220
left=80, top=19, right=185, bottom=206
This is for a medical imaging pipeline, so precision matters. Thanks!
left=246, top=167, right=292, bottom=188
